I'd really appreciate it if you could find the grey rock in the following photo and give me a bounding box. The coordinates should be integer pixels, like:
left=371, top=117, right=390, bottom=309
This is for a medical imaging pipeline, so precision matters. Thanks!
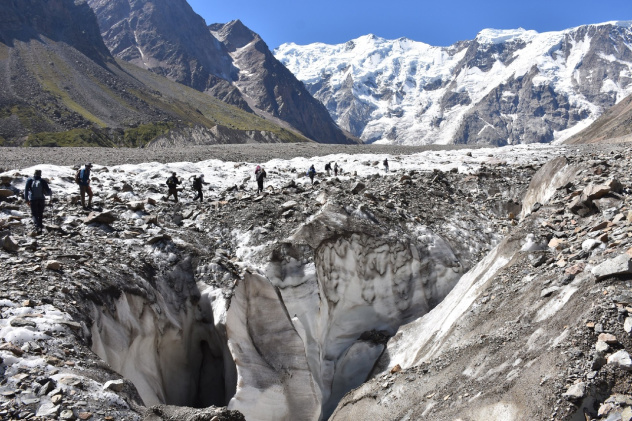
left=351, top=182, right=366, bottom=194
left=624, top=317, right=632, bottom=334
left=36, top=403, right=60, bottom=417
left=84, top=211, right=117, bottom=225
left=540, top=286, right=560, bottom=298
left=595, top=340, right=610, bottom=353
left=592, top=254, right=632, bottom=281
left=582, top=239, right=601, bottom=251
left=563, top=382, right=586, bottom=400
left=1, top=235, right=19, bottom=252
left=281, top=201, right=298, bottom=211
left=103, top=379, right=125, bottom=392
left=607, top=350, right=632, bottom=371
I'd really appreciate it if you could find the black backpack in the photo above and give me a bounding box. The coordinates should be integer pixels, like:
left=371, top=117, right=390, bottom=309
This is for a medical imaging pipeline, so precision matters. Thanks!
left=193, top=177, right=202, bottom=189
left=30, top=179, right=45, bottom=199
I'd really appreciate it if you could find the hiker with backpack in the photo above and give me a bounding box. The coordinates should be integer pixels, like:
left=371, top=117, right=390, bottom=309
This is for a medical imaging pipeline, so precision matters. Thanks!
left=255, top=166, right=267, bottom=194
left=307, top=165, right=316, bottom=185
left=76, top=163, right=93, bottom=210
left=24, top=169, right=52, bottom=234
left=334, top=162, right=338, bottom=176
left=325, top=162, right=331, bottom=176
left=383, top=158, right=389, bottom=173
left=190, top=174, right=207, bottom=202
left=165, top=172, right=181, bottom=202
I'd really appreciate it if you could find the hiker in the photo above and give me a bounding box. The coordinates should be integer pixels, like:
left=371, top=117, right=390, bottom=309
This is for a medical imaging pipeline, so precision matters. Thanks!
left=334, top=162, right=338, bottom=176
left=165, top=172, right=181, bottom=202
left=325, top=162, right=331, bottom=176
left=307, top=165, right=316, bottom=185
left=255, top=166, right=267, bottom=194
left=76, top=162, right=93, bottom=209
left=190, top=174, right=207, bottom=202
left=24, top=169, right=52, bottom=234
left=383, top=158, right=389, bottom=173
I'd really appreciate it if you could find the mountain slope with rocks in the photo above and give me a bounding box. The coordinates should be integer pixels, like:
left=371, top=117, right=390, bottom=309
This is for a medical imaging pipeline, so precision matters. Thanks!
left=332, top=150, right=632, bottom=420
left=2, top=144, right=631, bottom=420
left=275, top=21, right=632, bottom=146
left=88, top=0, right=358, bottom=144
left=566, top=92, right=632, bottom=144
left=0, top=0, right=310, bottom=146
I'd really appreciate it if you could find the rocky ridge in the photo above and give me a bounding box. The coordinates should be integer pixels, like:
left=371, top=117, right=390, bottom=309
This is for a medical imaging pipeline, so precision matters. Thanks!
left=0, top=0, right=310, bottom=146
left=87, top=0, right=358, bottom=144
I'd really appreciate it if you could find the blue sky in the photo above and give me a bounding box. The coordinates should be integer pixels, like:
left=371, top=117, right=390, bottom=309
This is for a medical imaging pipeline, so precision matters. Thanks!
left=188, top=0, right=632, bottom=49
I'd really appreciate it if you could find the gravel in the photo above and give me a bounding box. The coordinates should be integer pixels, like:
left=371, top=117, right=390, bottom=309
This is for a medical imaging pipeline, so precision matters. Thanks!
left=0, top=144, right=486, bottom=170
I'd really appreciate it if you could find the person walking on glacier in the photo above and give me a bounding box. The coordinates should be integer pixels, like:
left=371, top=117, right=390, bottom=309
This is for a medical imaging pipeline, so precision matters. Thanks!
left=255, top=166, right=267, bottom=194
left=190, top=174, right=208, bottom=202
left=24, top=169, right=52, bottom=234
left=76, top=162, right=93, bottom=210
left=165, top=172, right=181, bottom=202
left=307, top=165, right=316, bottom=185
left=383, top=158, right=389, bottom=173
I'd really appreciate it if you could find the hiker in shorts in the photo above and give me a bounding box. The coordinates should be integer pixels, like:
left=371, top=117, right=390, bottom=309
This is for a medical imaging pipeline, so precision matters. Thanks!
left=165, top=172, right=181, bottom=202
left=77, top=163, right=93, bottom=209
left=24, top=169, right=52, bottom=234
left=255, top=166, right=267, bottom=194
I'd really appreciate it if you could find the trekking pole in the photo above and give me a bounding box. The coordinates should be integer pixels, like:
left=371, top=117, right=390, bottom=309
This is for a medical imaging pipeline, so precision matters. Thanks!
left=49, top=192, right=54, bottom=227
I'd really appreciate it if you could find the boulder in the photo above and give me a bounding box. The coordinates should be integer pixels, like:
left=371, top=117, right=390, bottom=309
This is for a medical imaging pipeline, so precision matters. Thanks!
left=563, top=382, right=586, bottom=400
left=281, top=201, right=298, bottom=211
left=582, top=239, right=601, bottom=251
left=591, top=254, right=632, bottom=281
left=583, top=183, right=613, bottom=200
left=607, top=350, right=632, bottom=371
left=103, top=379, right=125, bottom=392
left=84, top=211, right=117, bottom=225
left=128, top=201, right=145, bottom=211
left=46, top=260, right=62, bottom=271
left=0, top=189, right=14, bottom=198
left=598, top=333, right=618, bottom=345
left=351, top=182, right=366, bottom=194
left=548, top=238, right=568, bottom=250
left=1, top=234, right=19, bottom=252
left=568, top=195, right=595, bottom=217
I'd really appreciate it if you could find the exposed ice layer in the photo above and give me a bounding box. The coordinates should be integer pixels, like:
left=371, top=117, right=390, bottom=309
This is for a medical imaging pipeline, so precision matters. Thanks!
left=374, top=236, right=517, bottom=370
left=90, top=258, right=236, bottom=408
left=264, top=204, right=463, bottom=417
left=520, top=156, right=581, bottom=218
left=226, top=272, right=320, bottom=421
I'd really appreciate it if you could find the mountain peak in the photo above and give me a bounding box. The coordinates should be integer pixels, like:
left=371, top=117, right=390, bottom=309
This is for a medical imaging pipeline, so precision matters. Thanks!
left=209, top=19, right=258, bottom=52
left=475, top=27, right=537, bottom=44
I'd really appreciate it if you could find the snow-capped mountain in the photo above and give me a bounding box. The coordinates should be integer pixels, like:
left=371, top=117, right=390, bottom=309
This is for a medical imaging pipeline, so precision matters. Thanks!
left=275, top=21, right=632, bottom=145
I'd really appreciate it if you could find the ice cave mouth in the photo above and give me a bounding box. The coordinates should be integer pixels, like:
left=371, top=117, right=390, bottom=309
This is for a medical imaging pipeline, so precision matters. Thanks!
left=89, top=288, right=237, bottom=409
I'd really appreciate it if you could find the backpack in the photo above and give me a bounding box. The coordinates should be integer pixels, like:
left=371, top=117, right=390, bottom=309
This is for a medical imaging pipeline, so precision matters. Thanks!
left=30, top=179, right=45, bottom=199
left=74, top=169, right=81, bottom=184
left=166, top=177, right=176, bottom=187
left=192, top=177, right=202, bottom=189
left=256, top=170, right=264, bottom=181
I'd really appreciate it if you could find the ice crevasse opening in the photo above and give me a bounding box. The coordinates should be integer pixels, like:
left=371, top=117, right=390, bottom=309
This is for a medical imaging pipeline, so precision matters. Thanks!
left=87, top=202, right=497, bottom=420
